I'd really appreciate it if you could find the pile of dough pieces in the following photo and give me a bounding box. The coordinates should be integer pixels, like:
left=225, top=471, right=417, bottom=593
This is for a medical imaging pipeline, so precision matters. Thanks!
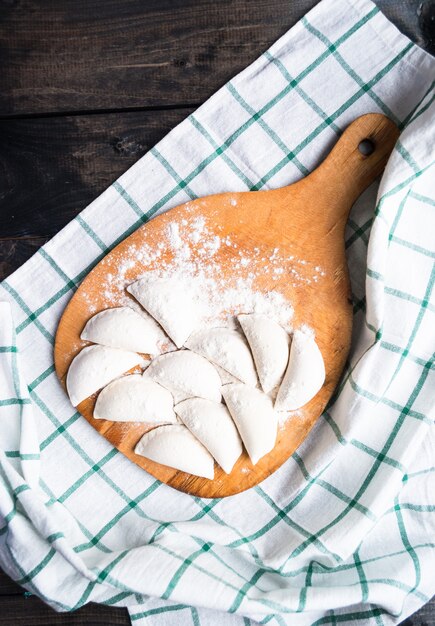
left=67, top=276, right=325, bottom=479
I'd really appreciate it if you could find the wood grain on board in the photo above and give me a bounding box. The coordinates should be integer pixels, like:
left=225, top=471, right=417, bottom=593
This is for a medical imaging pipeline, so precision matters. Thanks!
left=54, top=114, right=398, bottom=497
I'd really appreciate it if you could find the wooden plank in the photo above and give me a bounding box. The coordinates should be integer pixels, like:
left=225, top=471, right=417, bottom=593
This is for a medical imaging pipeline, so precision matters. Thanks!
left=0, top=595, right=130, bottom=625
left=0, top=569, right=23, bottom=596
left=402, top=597, right=435, bottom=625
left=0, top=108, right=194, bottom=239
left=0, top=237, right=48, bottom=281
left=0, top=0, right=316, bottom=116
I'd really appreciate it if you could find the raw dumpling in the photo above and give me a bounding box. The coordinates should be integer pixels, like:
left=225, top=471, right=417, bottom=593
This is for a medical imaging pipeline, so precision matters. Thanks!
left=175, top=398, right=242, bottom=474
left=135, top=424, right=214, bottom=479
left=144, top=350, right=222, bottom=403
left=222, top=383, right=278, bottom=465
left=81, top=306, right=164, bottom=354
left=275, top=330, right=325, bottom=411
left=213, top=363, right=241, bottom=385
left=186, top=328, right=257, bottom=386
left=66, top=345, right=142, bottom=407
left=238, top=314, right=290, bottom=393
left=94, top=374, right=176, bottom=424
left=127, top=275, right=200, bottom=348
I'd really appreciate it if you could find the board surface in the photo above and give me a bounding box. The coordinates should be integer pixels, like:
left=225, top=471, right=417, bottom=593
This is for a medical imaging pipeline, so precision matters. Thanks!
left=54, top=114, right=399, bottom=497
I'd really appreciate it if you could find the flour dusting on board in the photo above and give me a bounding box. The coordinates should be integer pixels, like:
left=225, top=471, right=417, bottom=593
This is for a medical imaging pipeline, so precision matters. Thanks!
left=81, top=212, right=326, bottom=347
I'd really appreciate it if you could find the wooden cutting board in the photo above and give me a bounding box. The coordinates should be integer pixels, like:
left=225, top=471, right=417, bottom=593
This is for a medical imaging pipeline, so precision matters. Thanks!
left=54, top=113, right=399, bottom=497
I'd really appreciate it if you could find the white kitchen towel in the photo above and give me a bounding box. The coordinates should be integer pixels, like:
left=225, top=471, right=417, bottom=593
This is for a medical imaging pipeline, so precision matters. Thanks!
left=0, top=0, right=434, bottom=624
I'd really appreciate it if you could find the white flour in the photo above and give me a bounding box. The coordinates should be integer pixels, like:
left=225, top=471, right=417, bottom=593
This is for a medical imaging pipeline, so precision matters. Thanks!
left=79, top=213, right=326, bottom=427
left=86, top=213, right=327, bottom=335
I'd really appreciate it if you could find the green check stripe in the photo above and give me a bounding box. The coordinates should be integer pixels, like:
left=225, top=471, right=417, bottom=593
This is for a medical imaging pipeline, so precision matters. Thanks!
left=394, top=503, right=435, bottom=512
left=74, top=481, right=160, bottom=553
left=28, top=365, right=56, bottom=392
left=383, top=263, right=435, bottom=390
left=376, top=161, right=434, bottom=208
left=401, top=80, right=435, bottom=127
left=161, top=543, right=211, bottom=600
left=0, top=398, right=31, bottom=406
left=253, top=485, right=342, bottom=563
left=39, top=479, right=113, bottom=554
left=297, top=560, right=313, bottom=612
left=290, top=352, right=434, bottom=560
left=252, top=42, right=413, bottom=190
left=347, top=372, right=431, bottom=425
left=264, top=51, right=341, bottom=136
left=226, top=83, right=309, bottom=177
left=5, top=451, right=40, bottom=460
left=151, top=147, right=198, bottom=199
left=30, top=388, right=162, bottom=528
left=394, top=483, right=421, bottom=597
left=380, top=340, right=435, bottom=369
left=409, top=189, right=435, bottom=207
left=39, top=249, right=79, bottom=290
left=302, top=17, right=402, bottom=127
left=0, top=346, right=17, bottom=353
left=385, top=286, right=435, bottom=314
left=112, top=181, right=144, bottom=217
left=293, top=453, right=376, bottom=520
left=76, top=216, right=107, bottom=251
left=57, top=448, right=118, bottom=503
left=391, top=234, right=435, bottom=259
left=189, top=115, right=256, bottom=187
left=229, top=568, right=265, bottom=612
left=396, top=140, right=421, bottom=174
left=153, top=539, right=262, bottom=594
left=350, top=440, right=405, bottom=473
left=2, top=281, right=54, bottom=343
left=354, top=548, right=369, bottom=603
left=16, top=548, right=56, bottom=585
left=346, top=218, right=372, bottom=249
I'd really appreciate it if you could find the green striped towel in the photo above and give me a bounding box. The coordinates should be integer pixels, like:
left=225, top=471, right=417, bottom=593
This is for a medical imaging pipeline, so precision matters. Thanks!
left=1, top=0, right=434, bottom=624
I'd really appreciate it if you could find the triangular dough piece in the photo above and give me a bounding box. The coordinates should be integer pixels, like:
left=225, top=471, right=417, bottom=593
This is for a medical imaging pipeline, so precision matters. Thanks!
left=66, top=345, right=142, bottom=407
left=238, top=314, right=290, bottom=393
left=185, top=328, right=257, bottom=386
left=81, top=306, right=164, bottom=354
left=135, top=424, right=214, bottom=479
left=94, top=374, right=176, bottom=424
left=127, top=276, right=200, bottom=348
left=144, top=350, right=222, bottom=403
left=275, top=330, right=325, bottom=411
left=175, top=398, right=242, bottom=474
left=222, top=383, right=278, bottom=465
left=213, top=363, right=241, bottom=385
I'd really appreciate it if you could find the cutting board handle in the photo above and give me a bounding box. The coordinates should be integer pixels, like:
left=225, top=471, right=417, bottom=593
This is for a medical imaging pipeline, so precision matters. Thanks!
left=307, top=113, right=400, bottom=217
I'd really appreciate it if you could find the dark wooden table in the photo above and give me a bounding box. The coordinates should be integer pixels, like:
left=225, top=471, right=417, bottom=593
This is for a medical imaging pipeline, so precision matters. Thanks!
left=0, top=1, right=434, bottom=624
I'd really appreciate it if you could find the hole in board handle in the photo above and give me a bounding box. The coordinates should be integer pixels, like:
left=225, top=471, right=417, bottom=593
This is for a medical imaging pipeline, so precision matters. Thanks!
left=358, top=138, right=375, bottom=156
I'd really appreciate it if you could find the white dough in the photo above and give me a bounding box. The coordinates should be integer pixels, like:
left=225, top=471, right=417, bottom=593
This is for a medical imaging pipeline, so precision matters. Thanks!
left=222, top=383, right=278, bottom=465
left=238, top=314, right=290, bottom=393
left=213, top=363, right=241, bottom=385
left=134, top=424, right=214, bottom=479
left=185, top=328, right=257, bottom=386
left=81, top=306, right=164, bottom=354
left=94, top=374, right=176, bottom=424
left=175, top=398, right=242, bottom=474
left=144, top=350, right=222, bottom=403
left=275, top=330, right=325, bottom=411
left=66, top=345, right=142, bottom=407
left=127, top=276, right=200, bottom=348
